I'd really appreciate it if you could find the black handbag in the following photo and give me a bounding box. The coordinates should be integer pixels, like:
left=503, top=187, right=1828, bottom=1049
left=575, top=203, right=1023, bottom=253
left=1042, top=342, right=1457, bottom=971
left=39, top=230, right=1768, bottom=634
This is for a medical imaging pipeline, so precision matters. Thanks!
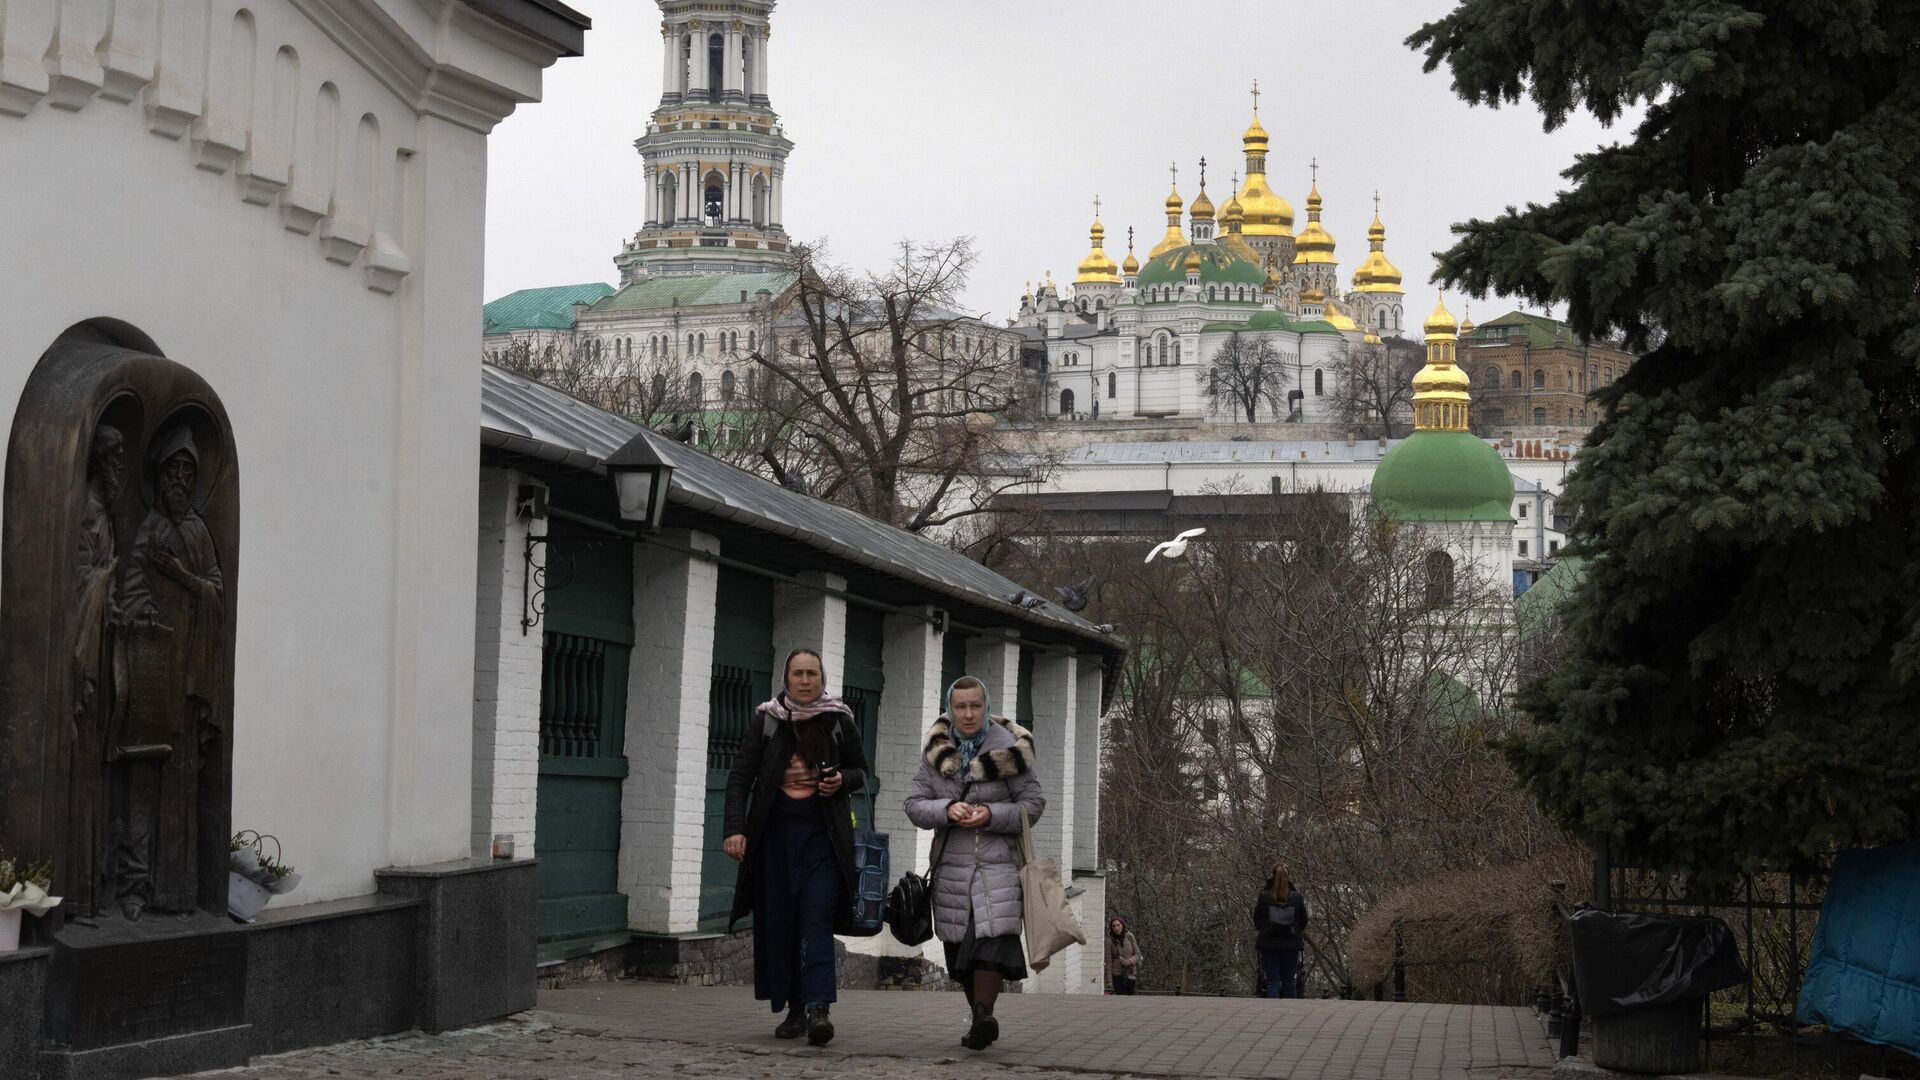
left=886, top=868, right=934, bottom=946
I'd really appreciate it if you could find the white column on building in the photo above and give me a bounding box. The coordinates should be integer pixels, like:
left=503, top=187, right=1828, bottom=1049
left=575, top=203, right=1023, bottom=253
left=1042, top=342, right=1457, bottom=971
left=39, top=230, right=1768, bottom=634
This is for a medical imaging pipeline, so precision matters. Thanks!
left=848, top=608, right=945, bottom=965
left=686, top=29, right=708, bottom=98
left=1073, top=657, right=1103, bottom=872
left=754, top=29, right=768, bottom=97
left=724, top=27, right=741, bottom=96
left=661, top=28, right=676, bottom=97
left=620, top=529, right=721, bottom=934
left=644, top=166, right=657, bottom=226
left=683, top=161, right=695, bottom=220
left=966, top=634, right=1020, bottom=719
left=471, top=468, right=545, bottom=859
left=1025, top=652, right=1078, bottom=993
left=771, top=169, right=784, bottom=227
left=771, top=572, right=847, bottom=696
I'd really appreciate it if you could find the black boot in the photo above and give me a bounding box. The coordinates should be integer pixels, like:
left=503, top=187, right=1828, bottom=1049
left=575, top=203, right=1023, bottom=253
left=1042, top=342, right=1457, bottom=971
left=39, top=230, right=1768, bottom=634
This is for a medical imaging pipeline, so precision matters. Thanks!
left=961, top=1002, right=998, bottom=1051
left=774, top=1005, right=806, bottom=1039
left=805, top=1004, right=835, bottom=1046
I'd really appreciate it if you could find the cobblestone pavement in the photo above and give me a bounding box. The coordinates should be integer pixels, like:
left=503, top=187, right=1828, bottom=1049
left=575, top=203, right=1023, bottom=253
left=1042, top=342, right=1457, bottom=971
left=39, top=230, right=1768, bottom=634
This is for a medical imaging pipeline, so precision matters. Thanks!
left=181, top=981, right=1560, bottom=1080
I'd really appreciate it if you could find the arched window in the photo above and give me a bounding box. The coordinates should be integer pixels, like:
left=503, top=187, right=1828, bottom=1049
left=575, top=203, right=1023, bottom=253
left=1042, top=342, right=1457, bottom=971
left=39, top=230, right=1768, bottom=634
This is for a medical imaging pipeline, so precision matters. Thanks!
left=1483, top=367, right=1499, bottom=388
left=1143, top=341, right=1154, bottom=365
left=1108, top=371, right=1117, bottom=398
left=703, top=171, right=724, bottom=226
left=697, top=332, right=706, bottom=354
left=1604, top=366, right=1614, bottom=384
left=751, top=173, right=769, bottom=227
left=706, top=33, right=723, bottom=102
left=1207, top=286, right=1216, bottom=301
left=721, top=370, right=735, bottom=401
left=686, top=333, right=694, bottom=356
left=688, top=371, right=704, bottom=401
left=1533, top=407, right=1547, bottom=424
left=651, top=373, right=666, bottom=401
left=1095, top=298, right=1105, bottom=310
left=1314, top=369, right=1324, bottom=396
left=1424, top=550, right=1456, bottom=609
left=1533, top=368, right=1546, bottom=389
left=748, top=330, right=757, bottom=353
left=658, top=170, right=679, bottom=222
left=1589, top=363, right=1598, bottom=388
left=1566, top=371, right=1575, bottom=390
left=1378, top=309, right=1388, bottom=328
left=1392, top=305, right=1403, bottom=330
left=741, top=37, right=753, bottom=96
left=1060, top=388, right=1075, bottom=415
left=1173, top=341, right=1181, bottom=365
left=1511, top=370, right=1523, bottom=388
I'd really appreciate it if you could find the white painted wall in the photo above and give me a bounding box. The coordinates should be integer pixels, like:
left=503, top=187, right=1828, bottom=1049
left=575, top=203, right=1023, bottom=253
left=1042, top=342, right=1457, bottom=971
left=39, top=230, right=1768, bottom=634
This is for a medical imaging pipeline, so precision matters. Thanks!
left=0, top=0, right=567, bottom=903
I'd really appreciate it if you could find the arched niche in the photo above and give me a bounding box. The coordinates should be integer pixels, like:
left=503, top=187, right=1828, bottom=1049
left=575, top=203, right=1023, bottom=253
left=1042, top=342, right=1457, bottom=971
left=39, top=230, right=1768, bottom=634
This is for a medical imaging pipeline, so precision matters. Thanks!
left=0, top=336, right=238, bottom=932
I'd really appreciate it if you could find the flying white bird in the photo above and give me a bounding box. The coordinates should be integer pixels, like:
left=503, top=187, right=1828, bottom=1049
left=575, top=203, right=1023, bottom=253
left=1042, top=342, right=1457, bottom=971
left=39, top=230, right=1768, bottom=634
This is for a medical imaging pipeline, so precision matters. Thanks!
left=1145, top=527, right=1207, bottom=563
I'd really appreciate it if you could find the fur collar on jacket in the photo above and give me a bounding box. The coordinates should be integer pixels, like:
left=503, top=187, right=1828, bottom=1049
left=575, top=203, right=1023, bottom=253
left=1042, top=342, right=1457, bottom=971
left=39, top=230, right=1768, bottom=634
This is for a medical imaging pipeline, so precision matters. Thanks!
left=923, top=715, right=1035, bottom=782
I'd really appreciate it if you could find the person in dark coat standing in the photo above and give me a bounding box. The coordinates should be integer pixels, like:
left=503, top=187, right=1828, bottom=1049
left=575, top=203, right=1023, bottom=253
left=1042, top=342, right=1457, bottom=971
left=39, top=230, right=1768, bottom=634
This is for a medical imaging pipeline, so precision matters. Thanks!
left=1107, top=916, right=1142, bottom=994
left=1252, top=863, right=1308, bottom=999
left=904, top=676, right=1044, bottom=1051
left=723, top=648, right=870, bottom=1045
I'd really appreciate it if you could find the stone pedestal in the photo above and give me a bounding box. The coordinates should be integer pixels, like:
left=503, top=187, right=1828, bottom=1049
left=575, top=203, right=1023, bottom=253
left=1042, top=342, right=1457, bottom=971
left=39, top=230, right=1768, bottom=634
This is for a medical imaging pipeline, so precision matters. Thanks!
left=375, top=858, right=538, bottom=1032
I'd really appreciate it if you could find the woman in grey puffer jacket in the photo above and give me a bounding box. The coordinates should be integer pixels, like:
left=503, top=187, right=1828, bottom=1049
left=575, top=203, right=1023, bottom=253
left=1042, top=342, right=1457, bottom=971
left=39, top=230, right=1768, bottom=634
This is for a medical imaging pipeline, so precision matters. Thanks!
left=905, top=675, right=1045, bottom=1052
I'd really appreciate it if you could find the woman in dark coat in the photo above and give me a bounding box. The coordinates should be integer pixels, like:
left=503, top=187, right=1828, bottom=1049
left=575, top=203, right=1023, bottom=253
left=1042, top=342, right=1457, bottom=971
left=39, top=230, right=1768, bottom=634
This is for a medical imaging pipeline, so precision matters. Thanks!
left=723, top=648, right=870, bottom=1045
left=1252, top=862, right=1309, bottom=999
left=904, top=675, right=1044, bottom=1051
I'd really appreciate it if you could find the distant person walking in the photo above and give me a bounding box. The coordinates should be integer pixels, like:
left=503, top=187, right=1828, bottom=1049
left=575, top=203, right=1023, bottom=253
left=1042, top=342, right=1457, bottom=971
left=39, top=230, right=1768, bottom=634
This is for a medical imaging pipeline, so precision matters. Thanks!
left=1107, top=916, right=1142, bottom=994
left=905, top=676, right=1045, bottom=1051
left=723, top=648, right=871, bottom=1046
left=1253, top=863, right=1308, bottom=999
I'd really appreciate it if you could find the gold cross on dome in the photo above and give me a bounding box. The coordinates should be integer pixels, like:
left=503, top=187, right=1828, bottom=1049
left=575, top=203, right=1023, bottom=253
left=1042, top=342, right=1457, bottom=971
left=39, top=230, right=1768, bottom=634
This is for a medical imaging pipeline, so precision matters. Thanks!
left=1310, top=157, right=1318, bottom=184
left=1199, top=156, right=1208, bottom=186
left=1169, top=160, right=1178, bottom=187
left=1251, top=79, right=1261, bottom=114
left=1374, top=190, right=1381, bottom=215
left=1127, top=225, right=1135, bottom=251
left=1093, top=194, right=1101, bottom=218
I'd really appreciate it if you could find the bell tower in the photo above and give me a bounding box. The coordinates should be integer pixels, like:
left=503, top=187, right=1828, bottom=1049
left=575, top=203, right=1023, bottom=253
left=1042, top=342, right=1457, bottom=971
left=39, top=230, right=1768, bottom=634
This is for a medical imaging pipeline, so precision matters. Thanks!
left=616, top=0, right=794, bottom=281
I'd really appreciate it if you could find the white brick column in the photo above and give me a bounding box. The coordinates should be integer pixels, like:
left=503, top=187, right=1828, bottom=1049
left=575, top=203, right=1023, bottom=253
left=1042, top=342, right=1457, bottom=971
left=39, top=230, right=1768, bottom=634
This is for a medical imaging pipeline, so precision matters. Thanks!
left=1027, top=653, right=1076, bottom=868
left=1074, top=657, right=1104, bottom=872
left=772, top=571, right=846, bottom=696
left=843, top=607, right=943, bottom=961
left=470, top=467, right=544, bottom=858
left=965, top=634, right=1020, bottom=719
left=620, top=529, right=720, bottom=933
left=1025, top=652, right=1077, bottom=993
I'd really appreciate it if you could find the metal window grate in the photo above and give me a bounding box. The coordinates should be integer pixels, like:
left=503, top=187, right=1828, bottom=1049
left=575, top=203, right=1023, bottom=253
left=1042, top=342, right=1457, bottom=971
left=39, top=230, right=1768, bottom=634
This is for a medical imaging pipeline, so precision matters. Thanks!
left=708, top=662, right=765, bottom=770
left=541, top=632, right=607, bottom=758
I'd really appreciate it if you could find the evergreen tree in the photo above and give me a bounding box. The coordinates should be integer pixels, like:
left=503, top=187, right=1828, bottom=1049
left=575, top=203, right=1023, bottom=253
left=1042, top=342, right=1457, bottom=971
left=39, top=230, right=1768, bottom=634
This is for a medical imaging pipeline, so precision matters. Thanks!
left=1410, top=2, right=1920, bottom=874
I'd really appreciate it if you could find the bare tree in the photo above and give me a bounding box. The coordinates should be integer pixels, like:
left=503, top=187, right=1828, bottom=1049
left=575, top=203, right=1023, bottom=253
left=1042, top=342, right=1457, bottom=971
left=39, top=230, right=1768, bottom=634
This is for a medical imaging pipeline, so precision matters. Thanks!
left=743, top=239, right=1050, bottom=533
left=1330, top=336, right=1424, bottom=438
left=491, top=334, right=696, bottom=428
left=1004, top=491, right=1568, bottom=998
left=1207, top=332, right=1291, bottom=423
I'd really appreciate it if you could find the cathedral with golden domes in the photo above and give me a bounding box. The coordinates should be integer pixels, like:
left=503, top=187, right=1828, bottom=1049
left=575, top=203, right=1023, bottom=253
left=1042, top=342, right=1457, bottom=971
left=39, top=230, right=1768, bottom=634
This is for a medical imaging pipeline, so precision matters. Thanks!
left=1010, top=88, right=1409, bottom=423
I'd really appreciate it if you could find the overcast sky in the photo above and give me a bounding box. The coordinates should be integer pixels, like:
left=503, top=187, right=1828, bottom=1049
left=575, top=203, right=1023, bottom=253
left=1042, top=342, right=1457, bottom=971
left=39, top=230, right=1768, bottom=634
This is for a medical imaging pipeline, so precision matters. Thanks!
left=484, top=1, right=1633, bottom=325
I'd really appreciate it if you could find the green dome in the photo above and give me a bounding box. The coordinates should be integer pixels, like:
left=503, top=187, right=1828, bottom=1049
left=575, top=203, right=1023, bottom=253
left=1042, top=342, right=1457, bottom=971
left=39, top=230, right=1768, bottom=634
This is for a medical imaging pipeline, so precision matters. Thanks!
left=1232, top=310, right=1341, bottom=334
left=1371, top=430, right=1514, bottom=522
left=1135, top=244, right=1266, bottom=291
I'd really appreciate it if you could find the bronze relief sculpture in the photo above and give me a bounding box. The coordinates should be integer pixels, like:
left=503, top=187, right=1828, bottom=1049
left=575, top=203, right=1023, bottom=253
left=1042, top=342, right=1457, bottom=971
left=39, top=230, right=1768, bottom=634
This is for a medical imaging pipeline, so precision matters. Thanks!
left=2, top=340, right=237, bottom=932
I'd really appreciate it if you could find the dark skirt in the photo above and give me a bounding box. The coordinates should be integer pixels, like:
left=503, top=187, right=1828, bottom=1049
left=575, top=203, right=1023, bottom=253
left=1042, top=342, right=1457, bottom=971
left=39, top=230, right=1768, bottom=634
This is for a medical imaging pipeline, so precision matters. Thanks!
left=945, top=908, right=1028, bottom=981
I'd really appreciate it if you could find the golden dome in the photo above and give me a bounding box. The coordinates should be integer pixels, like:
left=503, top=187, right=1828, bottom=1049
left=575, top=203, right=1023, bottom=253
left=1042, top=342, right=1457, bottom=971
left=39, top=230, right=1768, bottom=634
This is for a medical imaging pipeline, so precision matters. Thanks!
left=1411, top=296, right=1470, bottom=431
left=1222, top=191, right=1244, bottom=225
left=1075, top=207, right=1121, bottom=285
left=1243, top=112, right=1269, bottom=154
left=1149, top=182, right=1186, bottom=258
left=1184, top=248, right=1203, bottom=275
left=1190, top=183, right=1215, bottom=223
left=1424, top=294, right=1458, bottom=335
left=1363, top=329, right=1382, bottom=345
left=1354, top=207, right=1404, bottom=293
left=1292, top=181, right=1337, bottom=264
left=1238, top=91, right=1293, bottom=238
left=1301, top=286, right=1325, bottom=305
left=1458, top=301, right=1475, bottom=334
left=1322, top=295, right=1358, bottom=331
left=1122, top=228, right=1140, bottom=276
left=1264, top=260, right=1282, bottom=291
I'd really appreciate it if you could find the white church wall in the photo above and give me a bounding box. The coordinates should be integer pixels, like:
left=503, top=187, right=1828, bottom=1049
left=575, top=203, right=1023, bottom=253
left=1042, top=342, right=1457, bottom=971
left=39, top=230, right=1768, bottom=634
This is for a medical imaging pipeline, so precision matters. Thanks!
left=0, top=0, right=566, bottom=903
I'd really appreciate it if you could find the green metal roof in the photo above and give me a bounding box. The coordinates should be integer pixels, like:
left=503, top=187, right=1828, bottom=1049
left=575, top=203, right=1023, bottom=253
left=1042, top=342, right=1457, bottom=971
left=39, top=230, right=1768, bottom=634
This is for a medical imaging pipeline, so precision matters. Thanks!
left=482, top=282, right=615, bottom=334
left=1371, top=430, right=1514, bottom=523
left=1517, top=555, right=1588, bottom=635
left=590, top=272, right=796, bottom=313
left=1206, top=310, right=1342, bottom=335
left=1463, top=311, right=1576, bottom=350
left=1135, top=244, right=1267, bottom=290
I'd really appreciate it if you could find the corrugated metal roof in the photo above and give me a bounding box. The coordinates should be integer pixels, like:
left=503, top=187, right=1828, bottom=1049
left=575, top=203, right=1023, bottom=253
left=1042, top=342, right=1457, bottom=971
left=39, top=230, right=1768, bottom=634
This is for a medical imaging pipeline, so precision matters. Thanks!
left=482, top=283, right=615, bottom=334
left=591, top=272, right=795, bottom=313
left=480, top=364, right=1117, bottom=650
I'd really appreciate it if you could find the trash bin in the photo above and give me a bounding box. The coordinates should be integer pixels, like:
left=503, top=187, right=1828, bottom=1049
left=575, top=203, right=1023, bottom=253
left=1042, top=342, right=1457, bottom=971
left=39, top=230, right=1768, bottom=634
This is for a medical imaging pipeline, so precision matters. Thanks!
left=1569, top=910, right=1748, bottom=1074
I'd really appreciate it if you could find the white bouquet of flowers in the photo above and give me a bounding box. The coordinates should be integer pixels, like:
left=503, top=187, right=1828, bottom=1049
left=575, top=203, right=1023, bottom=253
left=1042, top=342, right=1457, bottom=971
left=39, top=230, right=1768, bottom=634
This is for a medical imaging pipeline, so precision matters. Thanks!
left=228, top=832, right=300, bottom=922
left=0, top=856, right=59, bottom=950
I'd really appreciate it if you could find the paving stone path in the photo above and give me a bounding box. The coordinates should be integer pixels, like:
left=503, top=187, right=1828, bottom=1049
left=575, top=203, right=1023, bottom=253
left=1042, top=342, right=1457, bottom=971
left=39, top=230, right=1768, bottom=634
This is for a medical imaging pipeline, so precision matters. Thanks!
left=182, top=981, right=1562, bottom=1080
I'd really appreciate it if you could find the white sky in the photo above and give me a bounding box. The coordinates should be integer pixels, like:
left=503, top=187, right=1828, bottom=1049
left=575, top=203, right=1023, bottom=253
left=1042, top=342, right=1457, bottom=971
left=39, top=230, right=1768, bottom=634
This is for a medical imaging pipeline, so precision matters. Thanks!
left=484, top=0, right=1632, bottom=325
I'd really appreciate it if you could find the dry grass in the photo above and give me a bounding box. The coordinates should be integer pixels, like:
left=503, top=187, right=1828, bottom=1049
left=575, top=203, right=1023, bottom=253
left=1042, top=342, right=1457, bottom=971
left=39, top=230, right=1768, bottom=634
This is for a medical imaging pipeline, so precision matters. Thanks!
left=1349, top=848, right=1589, bottom=1005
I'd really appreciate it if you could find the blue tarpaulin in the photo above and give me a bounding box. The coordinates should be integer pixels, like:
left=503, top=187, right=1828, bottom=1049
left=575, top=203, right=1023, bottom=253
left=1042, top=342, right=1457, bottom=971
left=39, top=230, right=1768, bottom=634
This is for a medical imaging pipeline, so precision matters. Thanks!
left=1797, top=843, right=1920, bottom=1060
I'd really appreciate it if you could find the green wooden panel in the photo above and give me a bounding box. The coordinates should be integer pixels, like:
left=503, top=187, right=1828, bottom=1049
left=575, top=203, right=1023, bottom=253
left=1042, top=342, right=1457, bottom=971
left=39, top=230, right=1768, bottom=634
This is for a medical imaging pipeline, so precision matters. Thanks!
left=533, top=527, right=633, bottom=945
left=703, top=567, right=774, bottom=928
left=940, top=632, right=971, bottom=714
left=843, top=605, right=886, bottom=827
left=1017, top=647, right=1036, bottom=729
